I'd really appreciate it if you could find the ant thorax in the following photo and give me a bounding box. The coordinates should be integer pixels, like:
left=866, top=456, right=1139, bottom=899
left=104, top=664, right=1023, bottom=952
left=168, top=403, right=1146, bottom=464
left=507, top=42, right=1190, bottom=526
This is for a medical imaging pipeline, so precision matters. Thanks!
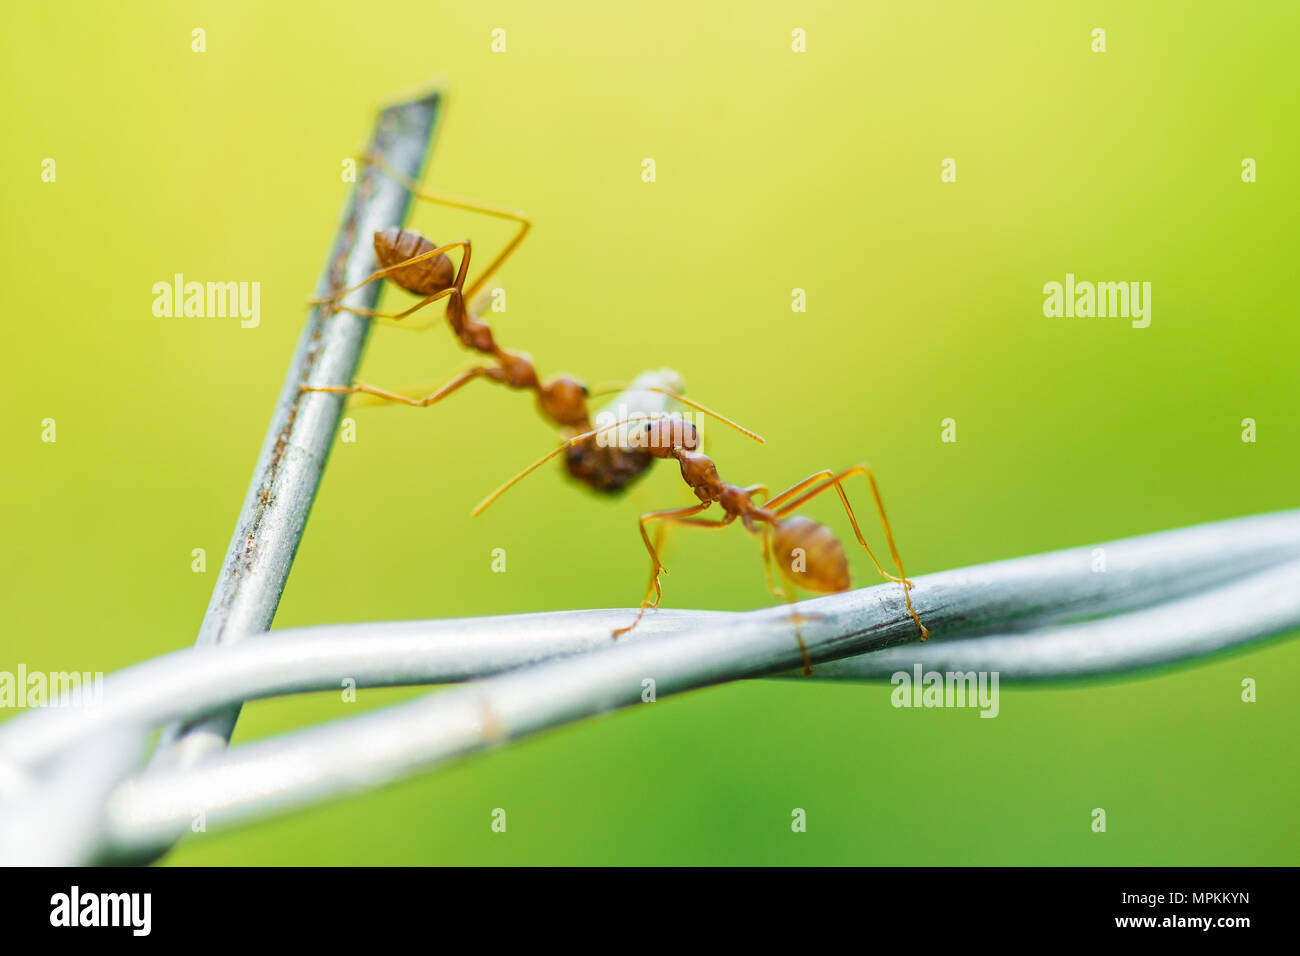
left=719, top=483, right=760, bottom=522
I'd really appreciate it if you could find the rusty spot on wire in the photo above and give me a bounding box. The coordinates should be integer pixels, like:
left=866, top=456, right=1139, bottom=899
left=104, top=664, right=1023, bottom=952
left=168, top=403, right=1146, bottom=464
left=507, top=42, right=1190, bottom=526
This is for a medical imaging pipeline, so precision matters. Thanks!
left=237, top=164, right=383, bottom=572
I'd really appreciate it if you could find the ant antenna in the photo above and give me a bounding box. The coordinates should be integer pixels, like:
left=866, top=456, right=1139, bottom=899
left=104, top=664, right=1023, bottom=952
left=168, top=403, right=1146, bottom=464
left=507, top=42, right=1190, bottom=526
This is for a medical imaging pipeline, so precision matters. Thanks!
left=472, top=416, right=664, bottom=517
left=472, top=396, right=764, bottom=517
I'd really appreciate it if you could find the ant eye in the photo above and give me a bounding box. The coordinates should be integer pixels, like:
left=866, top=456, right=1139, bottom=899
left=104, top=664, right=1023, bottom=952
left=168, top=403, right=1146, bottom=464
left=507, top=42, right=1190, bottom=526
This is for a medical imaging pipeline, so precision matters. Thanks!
left=580, top=384, right=589, bottom=396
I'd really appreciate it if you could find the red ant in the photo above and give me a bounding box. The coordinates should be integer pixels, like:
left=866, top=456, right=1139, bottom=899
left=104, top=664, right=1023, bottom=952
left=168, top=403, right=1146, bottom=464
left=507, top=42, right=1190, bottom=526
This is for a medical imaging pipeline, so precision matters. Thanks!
left=474, top=414, right=929, bottom=674
left=300, top=152, right=707, bottom=492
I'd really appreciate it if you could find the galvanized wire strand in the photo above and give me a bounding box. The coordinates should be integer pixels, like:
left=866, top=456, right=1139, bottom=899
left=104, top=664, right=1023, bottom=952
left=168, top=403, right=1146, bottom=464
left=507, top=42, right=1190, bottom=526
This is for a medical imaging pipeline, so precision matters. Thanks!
left=97, top=553, right=1300, bottom=852
left=6, top=510, right=1288, bottom=857
left=3, top=509, right=1297, bottom=774
left=147, top=92, right=443, bottom=776
left=794, top=557, right=1300, bottom=681
left=0, top=725, right=148, bottom=867
left=2, top=510, right=1297, bottom=778
left=0, top=610, right=719, bottom=769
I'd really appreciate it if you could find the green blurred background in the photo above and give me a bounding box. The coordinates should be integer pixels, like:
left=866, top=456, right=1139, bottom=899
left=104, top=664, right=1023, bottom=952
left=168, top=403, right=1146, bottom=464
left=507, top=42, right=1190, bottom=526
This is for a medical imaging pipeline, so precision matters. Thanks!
left=2, top=1, right=1297, bottom=865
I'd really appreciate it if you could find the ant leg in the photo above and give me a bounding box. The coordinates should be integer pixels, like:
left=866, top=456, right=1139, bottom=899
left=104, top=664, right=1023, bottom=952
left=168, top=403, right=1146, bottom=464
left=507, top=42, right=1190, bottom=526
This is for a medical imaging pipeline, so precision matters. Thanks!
left=308, top=240, right=472, bottom=312
left=774, top=466, right=929, bottom=640
left=758, top=523, right=789, bottom=601
left=714, top=485, right=779, bottom=597
left=319, top=286, right=466, bottom=326
left=673, top=515, right=737, bottom=529
left=612, top=504, right=711, bottom=638
left=364, top=150, right=531, bottom=302
left=646, top=485, right=762, bottom=598
left=301, top=367, right=489, bottom=408
left=767, top=470, right=900, bottom=582
left=649, top=505, right=748, bottom=593
left=309, top=240, right=471, bottom=303
left=762, top=470, right=842, bottom=512
left=766, top=470, right=900, bottom=579
left=759, top=524, right=813, bottom=675
left=327, top=363, right=487, bottom=409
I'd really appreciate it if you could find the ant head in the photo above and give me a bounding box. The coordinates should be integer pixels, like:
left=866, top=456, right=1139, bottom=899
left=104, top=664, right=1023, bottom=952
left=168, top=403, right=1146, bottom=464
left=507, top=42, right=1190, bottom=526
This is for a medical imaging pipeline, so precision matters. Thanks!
left=537, top=375, right=590, bottom=429
left=770, top=516, right=850, bottom=593
left=642, top=415, right=699, bottom=456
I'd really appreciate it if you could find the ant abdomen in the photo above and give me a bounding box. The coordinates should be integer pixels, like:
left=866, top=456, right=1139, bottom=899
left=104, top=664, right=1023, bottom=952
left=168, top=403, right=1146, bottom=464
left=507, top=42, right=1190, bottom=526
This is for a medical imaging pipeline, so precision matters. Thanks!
left=771, top=515, right=851, bottom=593
left=373, top=228, right=455, bottom=296
left=564, top=441, right=653, bottom=493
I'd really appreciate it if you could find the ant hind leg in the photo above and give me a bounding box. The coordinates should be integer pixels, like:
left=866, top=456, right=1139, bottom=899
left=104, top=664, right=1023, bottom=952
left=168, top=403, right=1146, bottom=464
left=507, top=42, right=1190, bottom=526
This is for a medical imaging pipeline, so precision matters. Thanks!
left=772, top=465, right=928, bottom=640
left=759, top=524, right=813, bottom=676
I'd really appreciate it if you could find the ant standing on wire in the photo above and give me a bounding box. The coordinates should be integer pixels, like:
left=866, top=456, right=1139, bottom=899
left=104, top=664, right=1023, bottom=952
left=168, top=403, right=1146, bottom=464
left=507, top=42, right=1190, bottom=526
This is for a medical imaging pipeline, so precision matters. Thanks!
left=302, top=154, right=928, bottom=672
left=474, top=415, right=930, bottom=674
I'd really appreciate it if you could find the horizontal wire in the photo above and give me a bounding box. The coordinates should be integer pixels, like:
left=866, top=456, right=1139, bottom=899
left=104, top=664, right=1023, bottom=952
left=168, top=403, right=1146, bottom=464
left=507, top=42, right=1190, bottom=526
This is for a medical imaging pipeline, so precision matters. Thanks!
left=6, top=510, right=1299, bottom=772
left=7, top=509, right=1280, bottom=856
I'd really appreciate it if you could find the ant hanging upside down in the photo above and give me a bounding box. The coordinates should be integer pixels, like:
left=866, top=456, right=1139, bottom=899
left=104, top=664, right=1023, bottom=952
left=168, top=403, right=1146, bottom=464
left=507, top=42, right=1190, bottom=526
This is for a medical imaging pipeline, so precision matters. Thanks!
left=299, top=151, right=740, bottom=492
left=474, top=415, right=930, bottom=675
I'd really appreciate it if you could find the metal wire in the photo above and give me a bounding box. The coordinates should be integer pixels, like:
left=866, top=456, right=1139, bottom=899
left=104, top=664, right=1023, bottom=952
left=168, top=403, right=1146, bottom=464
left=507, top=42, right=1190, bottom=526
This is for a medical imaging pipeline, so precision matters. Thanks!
left=4, top=509, right=1299, bottom=772
left=2, top=511, right=1296, bottom=860
left=148, top=92, right=442, bottom=775
left=2, top=86, right=1296, bottom=866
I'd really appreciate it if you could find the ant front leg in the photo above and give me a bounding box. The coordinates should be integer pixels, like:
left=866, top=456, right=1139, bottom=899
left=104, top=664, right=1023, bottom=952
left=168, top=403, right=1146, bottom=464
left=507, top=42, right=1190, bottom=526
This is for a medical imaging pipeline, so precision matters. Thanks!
left=300, top=366, right=490, bottom=408
left=612, top=503, right=711, bottom=638
left=318, top=286, right=465, bottom=327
